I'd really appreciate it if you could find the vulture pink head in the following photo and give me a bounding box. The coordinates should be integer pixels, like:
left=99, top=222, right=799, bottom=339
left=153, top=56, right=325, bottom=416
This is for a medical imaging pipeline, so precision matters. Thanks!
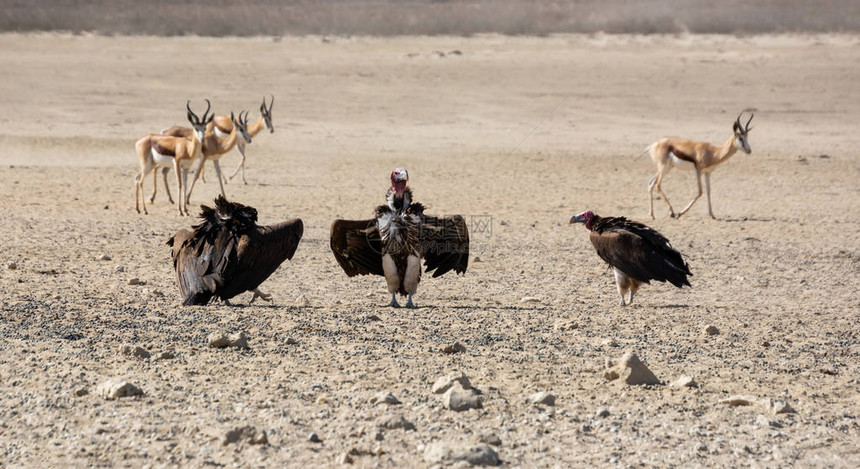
left=570, top=210, right=595, bottom=230
left=390, top=168, right=409, bottom=194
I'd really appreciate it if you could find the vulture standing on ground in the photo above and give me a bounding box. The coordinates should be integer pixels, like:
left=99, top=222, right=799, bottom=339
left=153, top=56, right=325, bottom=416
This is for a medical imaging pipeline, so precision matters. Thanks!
left=167, top=196, right=303, bottom=306
left=569, top=210, right=691, bottom=305
left=330, top=168, right=469, bottom=308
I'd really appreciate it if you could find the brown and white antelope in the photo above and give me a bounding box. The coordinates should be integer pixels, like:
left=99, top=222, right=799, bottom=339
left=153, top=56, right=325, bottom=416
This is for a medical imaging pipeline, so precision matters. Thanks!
left=644, top=111, right=754, bottom=220
left=134, top=100, right=213, bottom=216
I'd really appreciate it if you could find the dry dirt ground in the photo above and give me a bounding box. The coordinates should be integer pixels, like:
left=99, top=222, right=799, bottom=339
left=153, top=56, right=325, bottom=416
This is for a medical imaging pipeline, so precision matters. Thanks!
left=0, top=33, right=858, bottom=467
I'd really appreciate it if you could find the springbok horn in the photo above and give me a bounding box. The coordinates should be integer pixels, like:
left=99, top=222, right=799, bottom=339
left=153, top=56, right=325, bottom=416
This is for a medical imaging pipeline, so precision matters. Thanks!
left=745, top=113, right=754, bottom=132
left=201, top=98, right=212, bottom=124
left=268, top=95, right=274, bottom=112
left=186, top=100, right=196, bottom=124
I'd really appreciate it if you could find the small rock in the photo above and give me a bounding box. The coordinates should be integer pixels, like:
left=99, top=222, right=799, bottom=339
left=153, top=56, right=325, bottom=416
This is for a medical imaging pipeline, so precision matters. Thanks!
left=208, top=332, right=248, bottom=349
left=223, top=426, right=268, bottom=446
left=337, top=452, right=353, bottom=464
left=374, top=431, right=384, bottom=441
left=601, top=338, right=619, bottom=348
left=526, top=391, right=556, bottom=406
left=443, top=383, right=483, bottom=412
left=603, top=350, right=660, bottom=385
left=473, top=257, right=482, bottom=262
left=762, top=398, right=797, bottom=415
left=155, top=351, right=175, bottom=360
left=284, top=337, right=299, bottom=345
left=119, top=344, right=151, bottom=359
left=149, top=289, right=164, bottom=297
left=376, top=414, right=415, bottom=431
left=596, top=408, right=610, bottom=418
left=703, top=325, right=720, bottom=336
left=442, top=342, right=466, bottom=354
left=366, top=314, right=382, bottom=322
left=520, top=296, right=541, bottom=303
left=695, top=442, right=708, bottom=452
left=500, top=221, right=508, bottom=226
left=296, top=295, right=310, bottom=307
left=479, top=432, right=502, bottom=447
left=719, top=395, right=757, bottom=407
left=756, top=414, right=784, bottom=428
left=372, top=444, right=384, bottom=456
left=423, top=442, right=499, bottom=466
left=74, top=388, right=89, bottom=397
left=431, top=371, right=472, bottom=394
left=671, top=375, right=697, bottom=388
left=369, top=392, right=401, bottom=406
left=7, top=262, right=17, bottom=270
left=96, top=378, right=142, bottom=400
left=308, top=432, right=322, bottom=443
left=97, top=254, right=111, bottom=261
left=114, top=265, right=125, bottom=273
left=127, top=278, right=145, bottom=286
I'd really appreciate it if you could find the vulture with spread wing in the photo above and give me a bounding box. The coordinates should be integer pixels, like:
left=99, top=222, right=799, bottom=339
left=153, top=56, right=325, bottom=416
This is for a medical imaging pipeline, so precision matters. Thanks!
left=330, top=168, right=469, bottom=308
left=570, top=210, right=691, bottom=305
left=167, top=196, right=303, bottom=305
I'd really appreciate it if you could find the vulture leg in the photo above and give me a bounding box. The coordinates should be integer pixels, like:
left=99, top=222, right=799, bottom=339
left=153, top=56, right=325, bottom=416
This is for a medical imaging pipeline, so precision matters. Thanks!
left=403, top=255, right=421, bottom=309
left=677, top=168, right=704, bottom=219
left=250, top=288, right=273, bottom=303
left=382, top=254, right=401, bottom=308
left=705, top=172, right=715, bottom=219
left=388, top=292, right=401, bottom=308
left=613, top=268, right=632, bottom=306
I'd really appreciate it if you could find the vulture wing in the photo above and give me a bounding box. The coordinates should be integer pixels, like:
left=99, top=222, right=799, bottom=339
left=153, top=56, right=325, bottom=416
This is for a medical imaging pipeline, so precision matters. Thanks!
left=419, top=214, right=470, bottom=278
left=167, top=225, right=239, bottom=306
left=330, top=219, right=385, bottom=277
left=216, top=219, right=304, bottom=301
left=590, top=219, right=691, bottom=287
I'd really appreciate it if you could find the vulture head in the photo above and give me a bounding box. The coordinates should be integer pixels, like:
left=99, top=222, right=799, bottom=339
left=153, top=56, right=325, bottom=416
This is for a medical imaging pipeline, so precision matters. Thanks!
left=569, top=210, right=596, bottom=230
left=390, top=168, right=409, bottom=194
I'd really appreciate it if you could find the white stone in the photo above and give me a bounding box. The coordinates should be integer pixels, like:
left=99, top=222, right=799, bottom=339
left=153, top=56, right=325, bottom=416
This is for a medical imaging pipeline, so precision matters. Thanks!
left=97, top=378, right=142, bottom=400
left=603, top=350, right=660, bottom=385
left=432, top=371, right=472, bottom=394
left=526, top=391, right=556, bottom=406
left=423, top=442, right=500, bottom=466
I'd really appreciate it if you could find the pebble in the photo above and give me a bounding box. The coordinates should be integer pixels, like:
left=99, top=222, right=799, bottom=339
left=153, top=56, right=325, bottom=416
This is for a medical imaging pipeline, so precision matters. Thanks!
left=596, top=408, right=610, bottom=418
left=520, top=297, right=541, bottom=303
left=376, top=414, right=415, bottom=431
left=366, top=314, right=382, bottom=322
left=526, top=391, right=556, bottom=406
left=155, top=351, right=175, bottom=360
left=442, top=383, right=483, bottom=412
left=431, top=371, right=472, bottom=394
left=114, top=265, right=125, bottom=273
left=703, top=325, right=720, bottom=336
left=442, top=342, right=466, bottom=354
left=337, top=452, right=353, bottom=464
left=96, top=378, right=143, bottom=400
left=603, top=350, right=660, bottom=385
left=149, top=289, right=164, bottom=297
left=296, top=295, right=310, bottom=307
left=208, top=332, right=249, bottom=349
left=719, top=395, right=757, bottom=407
left=369, top=392, right=401, bottom=406
left=96, top=254, right=111, bottom=261
left=284, top=337, right=299, bottom=345
left=478, top=432, right=502, bottom=447
left=762, top=398, right=797, bottom=415
left=128, top=278, right=145, bottom=286
left=308, top=432, right=322, bottom=443
left=223, top=426, right=268, bottom=446
left=7, top=262, right=17, bottom=270
left=671, top=375, right=697, bottom=388
left=119, top=344, right=151, bottom=359
left=74, top=388, right=89, bottom=397
left=601, top=338, right=619, bottom=348
left=374, top=431, right=385, bottom=441
left=423, top=442, right=499, bottom=466
left=756, top=414, right=784, bottom=428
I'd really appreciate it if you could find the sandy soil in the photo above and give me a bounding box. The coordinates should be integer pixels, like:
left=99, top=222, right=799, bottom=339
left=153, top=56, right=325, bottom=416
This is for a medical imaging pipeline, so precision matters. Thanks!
left=0, top=33, right=858, bottom=467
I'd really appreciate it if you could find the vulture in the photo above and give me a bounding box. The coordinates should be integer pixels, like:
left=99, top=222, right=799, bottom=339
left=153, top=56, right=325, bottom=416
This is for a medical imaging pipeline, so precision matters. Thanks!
left=330, top=168, right=469, bottom=308
left=167, top=196, right=303, bottom=306
left=569, top=210, right=691, bottom=305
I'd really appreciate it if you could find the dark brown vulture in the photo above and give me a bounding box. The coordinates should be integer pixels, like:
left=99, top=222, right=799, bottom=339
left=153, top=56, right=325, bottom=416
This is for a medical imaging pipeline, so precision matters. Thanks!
left=569, top=210, right=691, bottom=305
left=167, top=196, right=303, bottom=306
left=330, top=168, right=469, bottom=308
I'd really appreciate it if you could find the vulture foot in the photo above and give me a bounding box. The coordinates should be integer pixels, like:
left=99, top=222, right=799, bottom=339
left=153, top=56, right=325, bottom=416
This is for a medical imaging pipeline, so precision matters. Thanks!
left=405, top=294, right=416, bottom=309
left=250, top=289, right=273, bottom=304
left=387, top=293, right=401, bottom=308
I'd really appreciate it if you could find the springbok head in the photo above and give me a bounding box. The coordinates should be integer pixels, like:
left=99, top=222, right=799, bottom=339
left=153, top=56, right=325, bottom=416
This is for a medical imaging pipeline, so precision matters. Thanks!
left=260, top=95, right=275, bottom=133
left=732, top=111, right=754, bottom=154
left=186, top=99, right=213, bottom=143
left=232, top=111, right=252, bottom=145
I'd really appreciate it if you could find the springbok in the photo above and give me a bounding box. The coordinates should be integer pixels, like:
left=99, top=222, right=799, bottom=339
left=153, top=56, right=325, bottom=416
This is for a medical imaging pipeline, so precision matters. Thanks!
left=645, top=111, right=754, bottom=219
left=134, top=100, right=213, bottom=216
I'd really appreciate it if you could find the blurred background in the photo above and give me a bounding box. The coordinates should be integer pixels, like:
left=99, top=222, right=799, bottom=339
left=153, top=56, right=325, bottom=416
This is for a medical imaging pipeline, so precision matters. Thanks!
left=1, top=0, right=859, bottom=36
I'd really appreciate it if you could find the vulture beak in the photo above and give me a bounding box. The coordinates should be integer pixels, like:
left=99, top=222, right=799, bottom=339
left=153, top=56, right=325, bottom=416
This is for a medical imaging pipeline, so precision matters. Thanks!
left=569, top=215, right=583, bottom=225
